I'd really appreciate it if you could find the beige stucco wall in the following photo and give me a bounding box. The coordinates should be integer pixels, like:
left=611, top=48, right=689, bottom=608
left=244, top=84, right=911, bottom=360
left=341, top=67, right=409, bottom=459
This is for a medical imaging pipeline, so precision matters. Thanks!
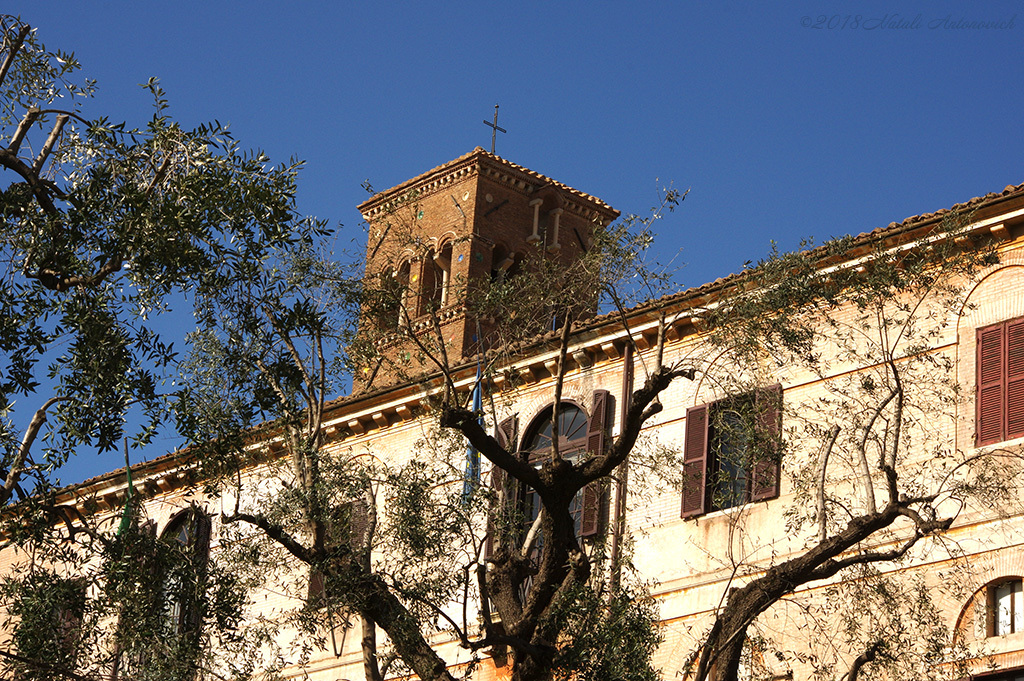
left=6, top=211, right=1024, bottom=681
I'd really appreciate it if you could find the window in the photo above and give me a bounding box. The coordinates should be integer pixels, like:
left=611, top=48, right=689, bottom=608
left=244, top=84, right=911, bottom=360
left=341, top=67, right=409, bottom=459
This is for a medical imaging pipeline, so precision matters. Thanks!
left=976, top=317, right=1024, bottom=446
left=307, top=499, right=369, bottom=607
left=487, top=390, right=610, bottom=558
left=520, top=402, right=596, bottom=538
left=377, top=262, right=410, bottom=330
left=8, top=572, right=86, bottom=680
left=112, top=510, right=211, bottom=681
left=990, top=578, right=1024, bottom=636
left=420, top=243, right=451, bottom=314
left=681, top=385, right=782, bottom=518
left=161, top=508, right=212, bottom=640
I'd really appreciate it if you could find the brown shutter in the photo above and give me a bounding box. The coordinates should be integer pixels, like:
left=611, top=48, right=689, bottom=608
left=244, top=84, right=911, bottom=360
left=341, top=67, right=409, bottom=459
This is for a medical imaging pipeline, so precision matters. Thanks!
left=750, top=384, right=783, bottom=502
left=580, top=390, right=610, bottom=537
left=485, top=416, right=518, bottom=559
left=497, top=416, right=518, bottom=451
left=681, top=404, right=709, bottom=518
left=307, top=570, right=326, bottom=606
left=977, top=324, right=1006, bottom=445
left=348, top=498, right=369, bottom=551
left=1007, top=320, right=1024, bottom=440
left=180, top=511, right=211, bottom=634
left=586, top=390, right=609, bottom=457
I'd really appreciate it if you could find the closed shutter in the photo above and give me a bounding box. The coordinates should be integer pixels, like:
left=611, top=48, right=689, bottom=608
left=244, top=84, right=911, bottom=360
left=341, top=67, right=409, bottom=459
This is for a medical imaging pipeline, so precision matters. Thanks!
left=180, top=511, right=211, bottom=635
left=1007, top=320, right=1024, bottom=440
left=485, top=416, right=518, bottom=559
left=307, top=570, right=326, bottom=606
left=681, top=404, right=709, bottom=518
left=580, top=390, right=610, bottom=537
left=978, top=324, right=1006, bottom=445
left=348, top=498, right=369, bottom=552
left=750, top=385, right=783, bottom=502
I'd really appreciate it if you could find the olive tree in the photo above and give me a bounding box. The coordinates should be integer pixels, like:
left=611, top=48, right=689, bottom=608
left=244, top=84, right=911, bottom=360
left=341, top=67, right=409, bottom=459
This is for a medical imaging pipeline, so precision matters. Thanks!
left=175, top=181, right=691, bottom=681
left=680, top=216, right=1014, bottom=681
left=0, top=16, right=312, bottom=680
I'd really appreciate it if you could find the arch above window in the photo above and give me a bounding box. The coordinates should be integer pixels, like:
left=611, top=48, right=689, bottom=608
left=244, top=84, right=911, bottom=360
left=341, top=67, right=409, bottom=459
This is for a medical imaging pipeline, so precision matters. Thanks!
left=956, top=576, right=1024, bottom=642
left=522, top=402, right=589, bottom=455
left=518, top=391, right=610, bottom=539
left=160, top=508, right=212, bottom=640
left=419, top=242, right=452, bottom=314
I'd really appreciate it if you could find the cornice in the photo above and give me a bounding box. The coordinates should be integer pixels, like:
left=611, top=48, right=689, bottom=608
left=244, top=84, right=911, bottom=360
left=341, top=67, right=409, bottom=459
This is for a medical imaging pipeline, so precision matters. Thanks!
left=358, top=148, right=619, bottom=226
left=38, top=176, right=1024, bottom=510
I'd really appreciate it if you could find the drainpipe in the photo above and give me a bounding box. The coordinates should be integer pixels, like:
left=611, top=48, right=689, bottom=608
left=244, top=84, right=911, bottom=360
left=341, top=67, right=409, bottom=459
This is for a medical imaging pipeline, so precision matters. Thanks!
left=609, top=342, right=634, bottom=594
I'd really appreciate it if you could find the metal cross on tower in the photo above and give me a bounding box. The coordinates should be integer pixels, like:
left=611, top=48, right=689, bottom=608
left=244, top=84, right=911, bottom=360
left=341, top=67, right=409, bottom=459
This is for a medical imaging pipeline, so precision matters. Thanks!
left=483, top=104, right=506, bottom=154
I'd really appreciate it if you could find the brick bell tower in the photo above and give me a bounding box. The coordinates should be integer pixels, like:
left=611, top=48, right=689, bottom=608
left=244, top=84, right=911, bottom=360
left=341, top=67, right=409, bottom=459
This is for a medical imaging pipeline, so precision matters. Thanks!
left=356, top=148, right=619, bottom=388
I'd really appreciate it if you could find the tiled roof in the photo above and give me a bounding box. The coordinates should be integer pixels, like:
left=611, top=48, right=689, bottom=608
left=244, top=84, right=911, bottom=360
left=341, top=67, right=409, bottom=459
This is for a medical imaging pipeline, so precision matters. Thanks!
left=61, top=176, right=1024, bottom=495
left=357, top=147, right=618, bottom=216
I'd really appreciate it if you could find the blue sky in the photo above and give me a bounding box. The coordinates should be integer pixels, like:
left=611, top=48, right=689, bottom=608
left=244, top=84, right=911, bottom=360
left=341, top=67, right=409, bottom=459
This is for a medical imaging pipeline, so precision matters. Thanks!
left=15, top=1, right=1024, bottom=482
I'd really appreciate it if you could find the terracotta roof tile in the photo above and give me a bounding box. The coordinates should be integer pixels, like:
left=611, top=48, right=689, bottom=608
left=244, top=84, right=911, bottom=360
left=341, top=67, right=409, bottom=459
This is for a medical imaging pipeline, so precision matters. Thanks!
left=358, top=148, right=617, bottom=216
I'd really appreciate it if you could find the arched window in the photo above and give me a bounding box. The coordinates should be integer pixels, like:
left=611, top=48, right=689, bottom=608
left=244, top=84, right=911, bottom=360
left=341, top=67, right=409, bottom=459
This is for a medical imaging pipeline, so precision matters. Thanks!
left=956, top=576, right=1024, bottom=643
left=160, top=508, right=212, bottom=643
left=421, top=243, right=452, bottom=314
left=490, top=245, right=521, bottom=284
left=519, top=391, right=609, bottom=540
left=377, top=262, right=410, bottom=330
left=521, top=403, right=590, bottom=538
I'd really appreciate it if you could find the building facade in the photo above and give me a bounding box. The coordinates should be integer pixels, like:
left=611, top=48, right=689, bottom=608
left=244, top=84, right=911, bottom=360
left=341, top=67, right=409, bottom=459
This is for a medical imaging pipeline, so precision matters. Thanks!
left=6, top=151, right=1024, bottom=681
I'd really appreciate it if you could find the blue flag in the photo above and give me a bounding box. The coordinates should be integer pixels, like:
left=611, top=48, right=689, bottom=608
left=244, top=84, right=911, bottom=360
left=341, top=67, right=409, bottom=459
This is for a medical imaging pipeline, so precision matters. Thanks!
left=463, top=364, right=483, bottom=499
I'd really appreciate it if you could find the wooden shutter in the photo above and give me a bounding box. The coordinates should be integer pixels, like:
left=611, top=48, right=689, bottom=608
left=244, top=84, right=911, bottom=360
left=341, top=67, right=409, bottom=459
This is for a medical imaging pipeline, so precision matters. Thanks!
left=179, top=511, right=211, bottom=634
left=580, top=390, right=610, bottom=537
left=348, top=498, right=370, bottom=552
left=750, top=385, right=783, bottom=502
left=497, top=416, right=518, bottom=451
left=307, top=570, right=326, bottom=606
left=1007, top=320, right=1024, bottom=440
left=485, top=416, right=518, bottom=559
left=681, top=404, right=709, bottom=518
left=977, top=324, right=1006, bottom=445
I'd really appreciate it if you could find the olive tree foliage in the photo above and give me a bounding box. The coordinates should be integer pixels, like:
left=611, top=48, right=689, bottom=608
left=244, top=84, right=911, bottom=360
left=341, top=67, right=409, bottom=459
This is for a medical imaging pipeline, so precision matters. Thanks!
left=0, top=15, right=302, bottom=500
left=0, top=16, right=314, bottom=680
left=174, top=183, right=691, bottom=681
left=680, top=214, right=1016, bottom=681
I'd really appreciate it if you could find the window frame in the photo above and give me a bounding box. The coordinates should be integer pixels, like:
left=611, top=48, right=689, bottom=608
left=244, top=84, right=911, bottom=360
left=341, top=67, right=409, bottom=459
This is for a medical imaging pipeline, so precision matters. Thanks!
left=989, top=577, right=1024, bottom=637
left=307, top=498, right=369, bottom=608
left=9, top=572, right=87, bottom=679
left=681, top=385, right=782, bottom=519
left=520, top=401, right=591, bottom=539
left=160, top=507, right=212, bottom=639
left=976, top=317, right=1024, bottom=446
left=487, top=390, right=611, bottom=561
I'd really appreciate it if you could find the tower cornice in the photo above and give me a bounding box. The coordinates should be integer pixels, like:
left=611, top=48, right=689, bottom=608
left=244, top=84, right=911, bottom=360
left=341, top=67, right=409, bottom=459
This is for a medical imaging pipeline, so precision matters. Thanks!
left=358, top=148, right=620, bottom=226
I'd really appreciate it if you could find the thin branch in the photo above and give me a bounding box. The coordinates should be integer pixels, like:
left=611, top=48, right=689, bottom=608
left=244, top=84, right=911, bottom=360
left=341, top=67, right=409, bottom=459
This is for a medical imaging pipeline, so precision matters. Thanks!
left=604, top=283, right=649, bottom=378
left=7, top=106, right=39, bottom=153
left=2, top=396, right=68, bottom=506
left=265, top=306, right=317, bottom=405
left=549, top=312, right=573, bottom=463
left=857, top=387, right=899, bottom=514
left=843, top=640, right=882, bottom=681
left=817, top=425, right=841, bottom=542
left=220, top=511, right=311, bottom=564
left=253, top=356, right=296, bottom=423
left=0, top=647, right=96, bottom=681
left=883, top=359, right=903, bottom=500
left=143, top=155, right=172, bottom=198
left=520, top=508, right=544, bottom=560
left=0, top=22, right=30, bottom=90
left=31, top=113, right=68, bottom=173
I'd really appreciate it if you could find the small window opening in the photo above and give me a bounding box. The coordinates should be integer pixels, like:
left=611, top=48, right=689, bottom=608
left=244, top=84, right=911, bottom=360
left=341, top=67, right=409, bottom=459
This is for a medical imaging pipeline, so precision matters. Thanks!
left=990, top=579, right=1024, bottom=636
